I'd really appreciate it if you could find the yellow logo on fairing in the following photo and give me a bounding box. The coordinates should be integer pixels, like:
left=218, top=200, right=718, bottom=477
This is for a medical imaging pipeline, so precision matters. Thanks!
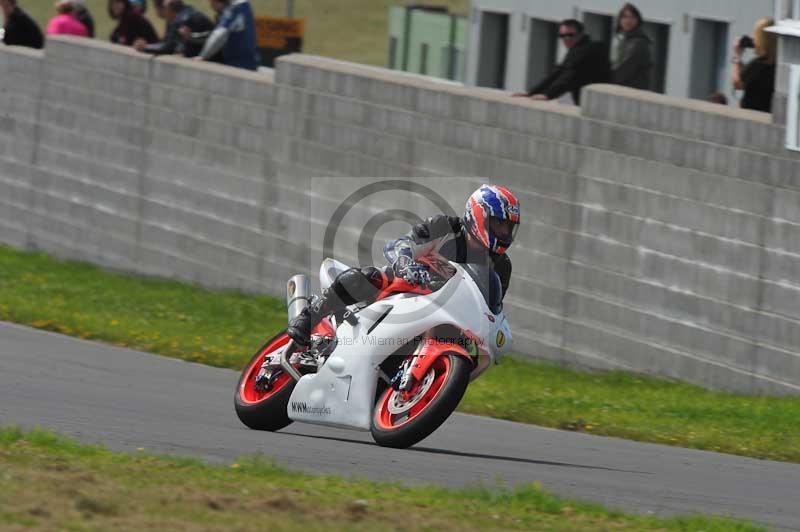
left=496, top=331, right=505, bottom=348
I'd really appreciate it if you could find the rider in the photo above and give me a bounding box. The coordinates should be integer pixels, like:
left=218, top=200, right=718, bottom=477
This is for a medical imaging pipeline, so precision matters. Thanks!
left=287, top=184, right=521, bottom=347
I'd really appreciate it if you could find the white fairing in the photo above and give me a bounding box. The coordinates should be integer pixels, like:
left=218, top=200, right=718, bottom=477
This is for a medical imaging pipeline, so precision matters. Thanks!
left=319, top=258, right=351, bottom=290
left=288, top=261, right=510, bottom=430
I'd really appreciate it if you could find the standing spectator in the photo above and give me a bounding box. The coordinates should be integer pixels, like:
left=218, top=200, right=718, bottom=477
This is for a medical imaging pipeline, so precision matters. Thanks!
left=46, top=0, right=89, bottom=37
left=0, top=0, right=44, bottom=49
left=177, top=7, right=223, bottom=62
left=133, top=0, right=213, bottom=57
left=108, top=0, right=158, bottom=46
left=611, top=3, right=652, bottom=90
left=195, top=0, right=259, bottom=70
left=732, top=17, right=777, bottom=113
left=72, top=0, right=94, bottom=37
left=512, top=19, right=610, bottom=105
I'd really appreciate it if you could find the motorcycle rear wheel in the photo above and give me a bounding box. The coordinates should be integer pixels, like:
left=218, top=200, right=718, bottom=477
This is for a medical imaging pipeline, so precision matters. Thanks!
left=234, top=331, right=296, bottom=431
left=371, top=353, right=471, bottom=448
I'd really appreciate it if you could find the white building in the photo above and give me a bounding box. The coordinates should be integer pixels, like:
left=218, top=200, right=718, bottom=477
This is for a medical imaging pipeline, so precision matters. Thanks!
left=467, top=0, right=776, bottom=101
left=771, top=0, right=800, bottom=146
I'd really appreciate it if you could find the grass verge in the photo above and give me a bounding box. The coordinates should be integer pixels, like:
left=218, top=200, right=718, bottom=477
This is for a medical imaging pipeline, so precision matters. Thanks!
left=0, top=426, right=763, bottom=531
left=1, top=244, right=799, bottom=463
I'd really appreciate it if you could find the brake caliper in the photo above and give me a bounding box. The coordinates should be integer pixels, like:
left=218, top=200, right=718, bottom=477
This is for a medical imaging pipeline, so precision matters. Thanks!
left=390, top=358, right=416, bottom=394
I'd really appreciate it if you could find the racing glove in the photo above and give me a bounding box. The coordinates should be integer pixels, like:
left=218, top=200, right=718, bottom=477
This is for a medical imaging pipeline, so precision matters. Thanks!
left=384, top=238, right=433, bottom=287
left=400, top=263, right=432, bottom=287
left=383, top=238, right=414, bottom=272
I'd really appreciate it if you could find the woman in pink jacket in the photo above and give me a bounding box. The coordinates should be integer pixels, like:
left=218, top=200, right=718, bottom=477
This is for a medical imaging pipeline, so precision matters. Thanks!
left=46, top=0, right=89, bottom=37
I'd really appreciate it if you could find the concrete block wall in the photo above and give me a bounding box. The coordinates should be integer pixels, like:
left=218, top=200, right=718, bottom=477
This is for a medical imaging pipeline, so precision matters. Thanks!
left=0, top=46, right=43, bottom=250
left=0, top=37, right=305, bottom=297
left=275, top=54, right=800, bottom=395
left=3, top=37, right=800, bottom=394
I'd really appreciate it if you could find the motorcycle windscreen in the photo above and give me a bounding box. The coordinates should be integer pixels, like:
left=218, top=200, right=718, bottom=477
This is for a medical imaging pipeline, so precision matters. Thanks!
left=462, top=263, right=503, bottom=314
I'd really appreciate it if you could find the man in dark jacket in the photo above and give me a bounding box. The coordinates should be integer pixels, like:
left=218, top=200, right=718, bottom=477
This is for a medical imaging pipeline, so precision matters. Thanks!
left=513, top=19, right=609, bottom=105
left=0, top=0, right=44, bottom=49
left=134, top=0, right=213, bottom=57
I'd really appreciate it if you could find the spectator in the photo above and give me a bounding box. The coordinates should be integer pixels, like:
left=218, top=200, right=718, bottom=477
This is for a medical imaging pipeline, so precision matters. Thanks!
left=109, top=0, right=158, bottom=46
left=174, top=5, right=215, bottom=58
left=134, top=0, right=213, bottom=57
left=130, top=0, right=146, bottom=14
left=177, top=7, right=224, bottom=62
left=46, top=0, right=89, bottom=37
left=732, top=17, right=777, bottom=113
left=709, top=92, right=728, bottom=105
left=72, top=0, right=94, bottom=37
left=0, top=0, right=44, bottom=49
left=195, top=0, right=259, bottom=70
left=611, top=3, right=652, bottom=90
left=512, top=19, right=610, bottom=105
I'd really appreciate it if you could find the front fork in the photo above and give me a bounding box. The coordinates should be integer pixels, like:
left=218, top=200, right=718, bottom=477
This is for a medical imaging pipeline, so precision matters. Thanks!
left=391, top=358, right=415, bottom=392
left=391, top=335, right=429, bottom=392
left=391, top=334, right=475, bottom=393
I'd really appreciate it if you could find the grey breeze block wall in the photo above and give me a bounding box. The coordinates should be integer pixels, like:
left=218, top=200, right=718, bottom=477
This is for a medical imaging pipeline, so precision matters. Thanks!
left=3, top=36, right=800, bottom=395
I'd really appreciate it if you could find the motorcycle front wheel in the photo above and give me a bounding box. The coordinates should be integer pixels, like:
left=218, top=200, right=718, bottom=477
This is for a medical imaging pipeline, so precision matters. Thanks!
left=234, top=331, right=296, bottom=431
left=371, top=353, right=471, bottom=448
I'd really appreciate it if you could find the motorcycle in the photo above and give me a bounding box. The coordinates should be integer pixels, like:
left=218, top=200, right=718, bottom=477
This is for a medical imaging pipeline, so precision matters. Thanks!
left=234, top=256, right=512, bottom=448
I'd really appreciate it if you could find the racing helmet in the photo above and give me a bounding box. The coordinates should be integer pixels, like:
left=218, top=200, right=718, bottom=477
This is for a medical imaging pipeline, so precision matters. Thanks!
left=463, top=184, right=520, bottom=255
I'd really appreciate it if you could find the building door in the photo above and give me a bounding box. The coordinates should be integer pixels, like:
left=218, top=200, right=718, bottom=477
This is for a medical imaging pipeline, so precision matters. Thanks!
left=690, top=19, right=729, bottom=100
left=477, top=12, right=509, bottom=89
left=642, top=21, right=670, bottom=93
left=526, top=18, right=558, bottom=92
left=583, top=12, right=614, bottom=58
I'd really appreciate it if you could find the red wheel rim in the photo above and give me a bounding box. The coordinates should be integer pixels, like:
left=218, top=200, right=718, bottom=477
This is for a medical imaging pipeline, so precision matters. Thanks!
left=239, top=334, right=292, bottom=404
left=375, top=355, right=451, bottom=430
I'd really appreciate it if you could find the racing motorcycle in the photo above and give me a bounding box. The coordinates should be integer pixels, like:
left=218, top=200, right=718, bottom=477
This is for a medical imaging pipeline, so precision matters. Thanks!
left=234, top=256, right=512, bottom=448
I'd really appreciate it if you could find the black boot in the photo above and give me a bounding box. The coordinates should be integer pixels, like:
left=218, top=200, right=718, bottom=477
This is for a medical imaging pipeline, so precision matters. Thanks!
left=288, top=271, right=373, bottom=346
left=287, top=290, right=336, bottom=347
left=287, top=305, right=320, bottom=347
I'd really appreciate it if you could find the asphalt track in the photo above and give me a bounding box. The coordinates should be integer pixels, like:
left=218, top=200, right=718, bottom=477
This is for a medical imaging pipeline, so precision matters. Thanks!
left=1, top=321, right=799, bottom=530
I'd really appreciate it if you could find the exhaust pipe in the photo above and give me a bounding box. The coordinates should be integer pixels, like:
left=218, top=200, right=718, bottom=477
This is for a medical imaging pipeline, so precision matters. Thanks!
left=286, top=274, right=311, bottom=322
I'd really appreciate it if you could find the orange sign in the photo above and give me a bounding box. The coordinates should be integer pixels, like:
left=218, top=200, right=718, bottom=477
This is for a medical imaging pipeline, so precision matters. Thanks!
left=255, top=17, right=305, bottom=49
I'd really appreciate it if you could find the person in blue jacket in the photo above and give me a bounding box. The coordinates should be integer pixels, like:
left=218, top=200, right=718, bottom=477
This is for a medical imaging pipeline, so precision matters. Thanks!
left=195, top=0, right=259, bottom=70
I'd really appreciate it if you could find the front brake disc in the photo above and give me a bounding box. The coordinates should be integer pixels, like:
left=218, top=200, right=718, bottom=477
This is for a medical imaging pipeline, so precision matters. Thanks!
left=386, top=369, right=435, bottom=415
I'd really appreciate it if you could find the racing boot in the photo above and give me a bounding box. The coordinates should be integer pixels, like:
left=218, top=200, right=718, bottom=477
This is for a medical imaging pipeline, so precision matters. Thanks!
left=288, top=268, right=383, bottom=346
left=287, top=289, right=336, bottom=347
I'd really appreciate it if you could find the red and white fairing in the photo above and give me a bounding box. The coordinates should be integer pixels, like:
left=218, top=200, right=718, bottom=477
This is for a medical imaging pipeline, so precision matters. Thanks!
left=286, top=258, right=512, bottom=430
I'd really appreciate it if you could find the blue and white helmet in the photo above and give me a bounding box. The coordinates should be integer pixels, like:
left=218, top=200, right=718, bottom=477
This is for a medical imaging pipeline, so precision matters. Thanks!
left=463, top=184, right=520, bottom=254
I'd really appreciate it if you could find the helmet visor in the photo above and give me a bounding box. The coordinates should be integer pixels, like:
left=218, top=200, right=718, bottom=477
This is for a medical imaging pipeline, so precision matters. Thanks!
left=488, top=217, right=519, bottom=244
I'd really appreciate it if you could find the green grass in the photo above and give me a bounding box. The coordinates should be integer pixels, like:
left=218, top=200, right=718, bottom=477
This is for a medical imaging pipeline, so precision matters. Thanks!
left=461, top=358, right=800, bottom=462
left=0, top=245, right=287, bottom=368
left=0, top=426, right=764, bottom=531
left=1, top=243, right=800, bottom=464
left=22, top=0, right=469, bottom=66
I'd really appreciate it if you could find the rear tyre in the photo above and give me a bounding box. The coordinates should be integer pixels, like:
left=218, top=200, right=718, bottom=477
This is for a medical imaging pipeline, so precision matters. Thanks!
left=234, top=331, right=296, bottom=431
left=371, top=353, right=471, bottom=448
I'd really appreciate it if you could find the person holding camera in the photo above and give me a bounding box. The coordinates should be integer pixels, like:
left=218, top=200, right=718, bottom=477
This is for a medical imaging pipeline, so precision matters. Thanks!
left=732, top=17, right=777, bottom=113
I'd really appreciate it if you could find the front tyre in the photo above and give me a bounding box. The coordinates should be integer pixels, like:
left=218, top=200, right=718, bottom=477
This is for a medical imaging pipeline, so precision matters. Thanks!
left=371, top=353, right=471, bottom=448
left=234, top=331, right=296, bottom=431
